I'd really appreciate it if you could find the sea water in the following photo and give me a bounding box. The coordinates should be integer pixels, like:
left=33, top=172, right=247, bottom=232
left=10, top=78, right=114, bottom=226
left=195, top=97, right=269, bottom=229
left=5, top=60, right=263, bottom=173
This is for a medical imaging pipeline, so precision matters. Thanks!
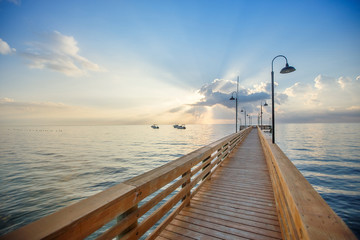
left=276, top=123, right=360, bottom=237
left=0, top=123, right=359, bottom=237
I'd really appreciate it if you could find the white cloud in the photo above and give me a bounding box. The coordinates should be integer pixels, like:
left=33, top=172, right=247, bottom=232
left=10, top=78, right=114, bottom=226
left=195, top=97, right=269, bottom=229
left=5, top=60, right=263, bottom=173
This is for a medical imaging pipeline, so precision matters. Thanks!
left=0, top=97, right=15, bottom=103
left=192, top=78, right=270, bottom=109
left=22, top=31, right=104, bottom=76
left=165, top=78, right=273, bottom=124
left=179, top=74, right=360, bottom=124
left=347, top=106, right=360, bottom=111
left=278, top=74, right=360, bottom=122
left=0, top=38, right=16, bottom=55
left=314, top=74, right=323, bottom=89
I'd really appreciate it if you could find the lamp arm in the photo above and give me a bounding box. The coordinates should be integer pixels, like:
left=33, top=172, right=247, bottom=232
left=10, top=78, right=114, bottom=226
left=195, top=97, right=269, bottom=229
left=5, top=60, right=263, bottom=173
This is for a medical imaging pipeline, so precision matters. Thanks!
left=271, top=55, right=288, bottom=72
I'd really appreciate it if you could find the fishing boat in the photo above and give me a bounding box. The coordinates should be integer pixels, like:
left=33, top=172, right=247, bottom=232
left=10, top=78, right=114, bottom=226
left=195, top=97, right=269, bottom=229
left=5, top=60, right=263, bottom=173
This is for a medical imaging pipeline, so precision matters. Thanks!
left=176, top=124, right=186, bottom=129
left=151, top=124, right=159, bottom=129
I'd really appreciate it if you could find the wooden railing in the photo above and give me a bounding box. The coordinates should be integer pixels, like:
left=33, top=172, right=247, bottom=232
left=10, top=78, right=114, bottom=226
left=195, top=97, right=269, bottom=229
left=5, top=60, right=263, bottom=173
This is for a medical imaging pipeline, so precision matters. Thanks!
left=257, top=126, right=356, bottom=240
left=2, top=127, right=252, bottom=240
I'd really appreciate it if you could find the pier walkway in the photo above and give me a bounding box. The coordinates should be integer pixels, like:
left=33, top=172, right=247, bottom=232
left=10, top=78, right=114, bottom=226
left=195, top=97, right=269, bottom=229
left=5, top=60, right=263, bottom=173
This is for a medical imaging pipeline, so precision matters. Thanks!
left=157, top=129, right=282, bottom=240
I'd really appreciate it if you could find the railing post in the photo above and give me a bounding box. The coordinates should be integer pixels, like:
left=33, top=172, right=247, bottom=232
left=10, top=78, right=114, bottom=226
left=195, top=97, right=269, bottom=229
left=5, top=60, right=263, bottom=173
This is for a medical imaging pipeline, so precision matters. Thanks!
left=117, top=205, right=138, bottom=239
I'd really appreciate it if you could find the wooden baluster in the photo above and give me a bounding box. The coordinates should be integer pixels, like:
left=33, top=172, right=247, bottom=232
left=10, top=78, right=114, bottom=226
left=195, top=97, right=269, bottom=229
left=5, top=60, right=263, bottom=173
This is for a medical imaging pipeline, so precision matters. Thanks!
left=201, top=156, right=211, bottom=180
left=181, top=170, right=191, bottom=206
left=117, top=205, right=138, bottom=239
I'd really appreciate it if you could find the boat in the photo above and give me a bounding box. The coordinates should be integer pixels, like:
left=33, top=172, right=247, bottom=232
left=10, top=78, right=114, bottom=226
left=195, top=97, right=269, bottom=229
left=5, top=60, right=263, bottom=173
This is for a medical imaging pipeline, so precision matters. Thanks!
left=176, top=124, right=186, bottom=129
left=151, top=124, right=159, bottom=129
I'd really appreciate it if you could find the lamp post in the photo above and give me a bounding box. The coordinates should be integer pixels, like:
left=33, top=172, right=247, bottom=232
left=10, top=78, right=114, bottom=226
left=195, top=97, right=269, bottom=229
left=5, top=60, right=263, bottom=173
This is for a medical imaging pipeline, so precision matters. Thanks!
left=247, top=114, right=251, bottom=126
left=271, top=55, right=296, bottom=143
left=260, top=100, right=268, bottom=129
left=241, top=109, right=246, bottom=128
left=229, top=76, right=239, bottom=133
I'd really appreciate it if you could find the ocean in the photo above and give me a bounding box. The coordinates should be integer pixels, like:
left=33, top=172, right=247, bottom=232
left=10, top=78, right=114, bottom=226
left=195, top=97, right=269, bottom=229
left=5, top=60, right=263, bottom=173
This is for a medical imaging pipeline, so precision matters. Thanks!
left=0, top=123, right=359, bottom=237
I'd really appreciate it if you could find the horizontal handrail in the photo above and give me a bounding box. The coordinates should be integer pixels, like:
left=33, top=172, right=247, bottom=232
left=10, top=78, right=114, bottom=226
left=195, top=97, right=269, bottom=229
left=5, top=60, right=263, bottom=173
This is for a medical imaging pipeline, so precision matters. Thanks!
left=257, top=126, right=356, bottom=240
left=2, top=127, right=252, bottom=240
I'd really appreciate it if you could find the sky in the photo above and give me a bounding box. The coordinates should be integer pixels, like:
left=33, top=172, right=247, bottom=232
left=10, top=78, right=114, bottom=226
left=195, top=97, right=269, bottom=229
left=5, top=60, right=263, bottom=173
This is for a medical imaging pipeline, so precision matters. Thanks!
left=0, top=0, right=359, bottom=125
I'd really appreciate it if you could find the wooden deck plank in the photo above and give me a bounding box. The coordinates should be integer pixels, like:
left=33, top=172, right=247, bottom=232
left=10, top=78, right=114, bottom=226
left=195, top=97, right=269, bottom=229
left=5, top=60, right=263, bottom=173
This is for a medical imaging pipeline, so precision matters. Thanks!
left=169, top=219, right=238, bottom=240
left=196, top=188, right=275, bottom=206
left=188, top=202, right=280, bottom=226
left=175, top=215, right=279, bottom=240
left=207, top=179, right=274, bottom=190
left=164, top=224, right=220, bottom=239
left=200, top=185, right=276, bottom=200
left=192, top=194, right=278, bottom=215
left=203, top=185, right=274, bottom=199
left=191, top=197, right=278, bottom=220
left=181, top=207, right=281, bottom=234
left=157, top=229, right=195, bottom=240
left=190, top=199, right=279, bottom=221
left=194, top=191, right=276, bottom=211
left=171, top=218, right=248, bottom=240
left=160, top=129, right=282, bottom=239
left=154, top=236, right=168, bottom=240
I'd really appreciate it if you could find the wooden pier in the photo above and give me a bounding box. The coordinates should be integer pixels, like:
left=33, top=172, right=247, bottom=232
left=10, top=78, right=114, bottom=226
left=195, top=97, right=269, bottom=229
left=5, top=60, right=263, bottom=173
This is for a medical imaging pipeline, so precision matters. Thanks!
left=157, top=129, right=282, bottom=239
left=1, top=127, right=356, bottom=240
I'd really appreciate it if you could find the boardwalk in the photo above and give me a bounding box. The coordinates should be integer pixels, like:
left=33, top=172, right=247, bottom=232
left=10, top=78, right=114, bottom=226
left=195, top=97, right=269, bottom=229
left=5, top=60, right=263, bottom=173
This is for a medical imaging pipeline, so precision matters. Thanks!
left=157, top=129, right=282, bottom=240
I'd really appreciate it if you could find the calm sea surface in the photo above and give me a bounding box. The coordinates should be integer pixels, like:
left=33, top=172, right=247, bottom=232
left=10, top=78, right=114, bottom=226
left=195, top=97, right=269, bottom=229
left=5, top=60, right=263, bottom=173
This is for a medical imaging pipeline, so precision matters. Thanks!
left=0, top=123, right=359, bottom=237
left=276, top=123, right=360, bottom=237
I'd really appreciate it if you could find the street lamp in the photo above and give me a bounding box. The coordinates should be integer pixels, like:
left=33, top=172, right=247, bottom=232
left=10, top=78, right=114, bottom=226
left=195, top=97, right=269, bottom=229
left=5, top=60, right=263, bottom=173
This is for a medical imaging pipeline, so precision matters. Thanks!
left=240, top=109, right=246, bottom=128
left=260, top=100, right=268, bottom=129
left=229, top=76, right=239, bottom=133
left=271, top=55, right=296, bottom=143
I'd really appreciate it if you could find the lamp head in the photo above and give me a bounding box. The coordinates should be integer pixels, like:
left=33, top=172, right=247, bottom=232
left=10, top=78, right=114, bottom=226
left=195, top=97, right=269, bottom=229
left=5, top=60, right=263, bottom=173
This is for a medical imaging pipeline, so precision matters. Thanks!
left=264, top=102, right=268, bottom=106
left=280, top=63, right=296, bottom=74
left=241, top=109, right=244, bottom=112
left=229, top=96, right=235, bottom=100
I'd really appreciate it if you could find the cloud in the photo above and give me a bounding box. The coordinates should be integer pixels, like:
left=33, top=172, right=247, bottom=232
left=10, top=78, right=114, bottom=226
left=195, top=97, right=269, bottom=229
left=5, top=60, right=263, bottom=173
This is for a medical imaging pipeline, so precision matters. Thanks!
left=277, top=109, right=360, bottom=123
left=168, top=106, right=185, bottom=113
left=169, top=74, right=360, bottom=124
left=191, top=78, right=271, bottom=109
left=0, top=97, right=15, bottom=103
left=185, top=106, right=207, bottom=119
left=0, top=38, right=16, bottom=55
left=0, top=97, right=114, bottom=124
left=0, top=97, right=178, bottom=125
left=277, top=74, right=360, bottom=123
left=22, top=31, right=104, bottom=76
left=0, top=98, right=70, bottom=117
left=164, top=78, right=273, bottom=124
